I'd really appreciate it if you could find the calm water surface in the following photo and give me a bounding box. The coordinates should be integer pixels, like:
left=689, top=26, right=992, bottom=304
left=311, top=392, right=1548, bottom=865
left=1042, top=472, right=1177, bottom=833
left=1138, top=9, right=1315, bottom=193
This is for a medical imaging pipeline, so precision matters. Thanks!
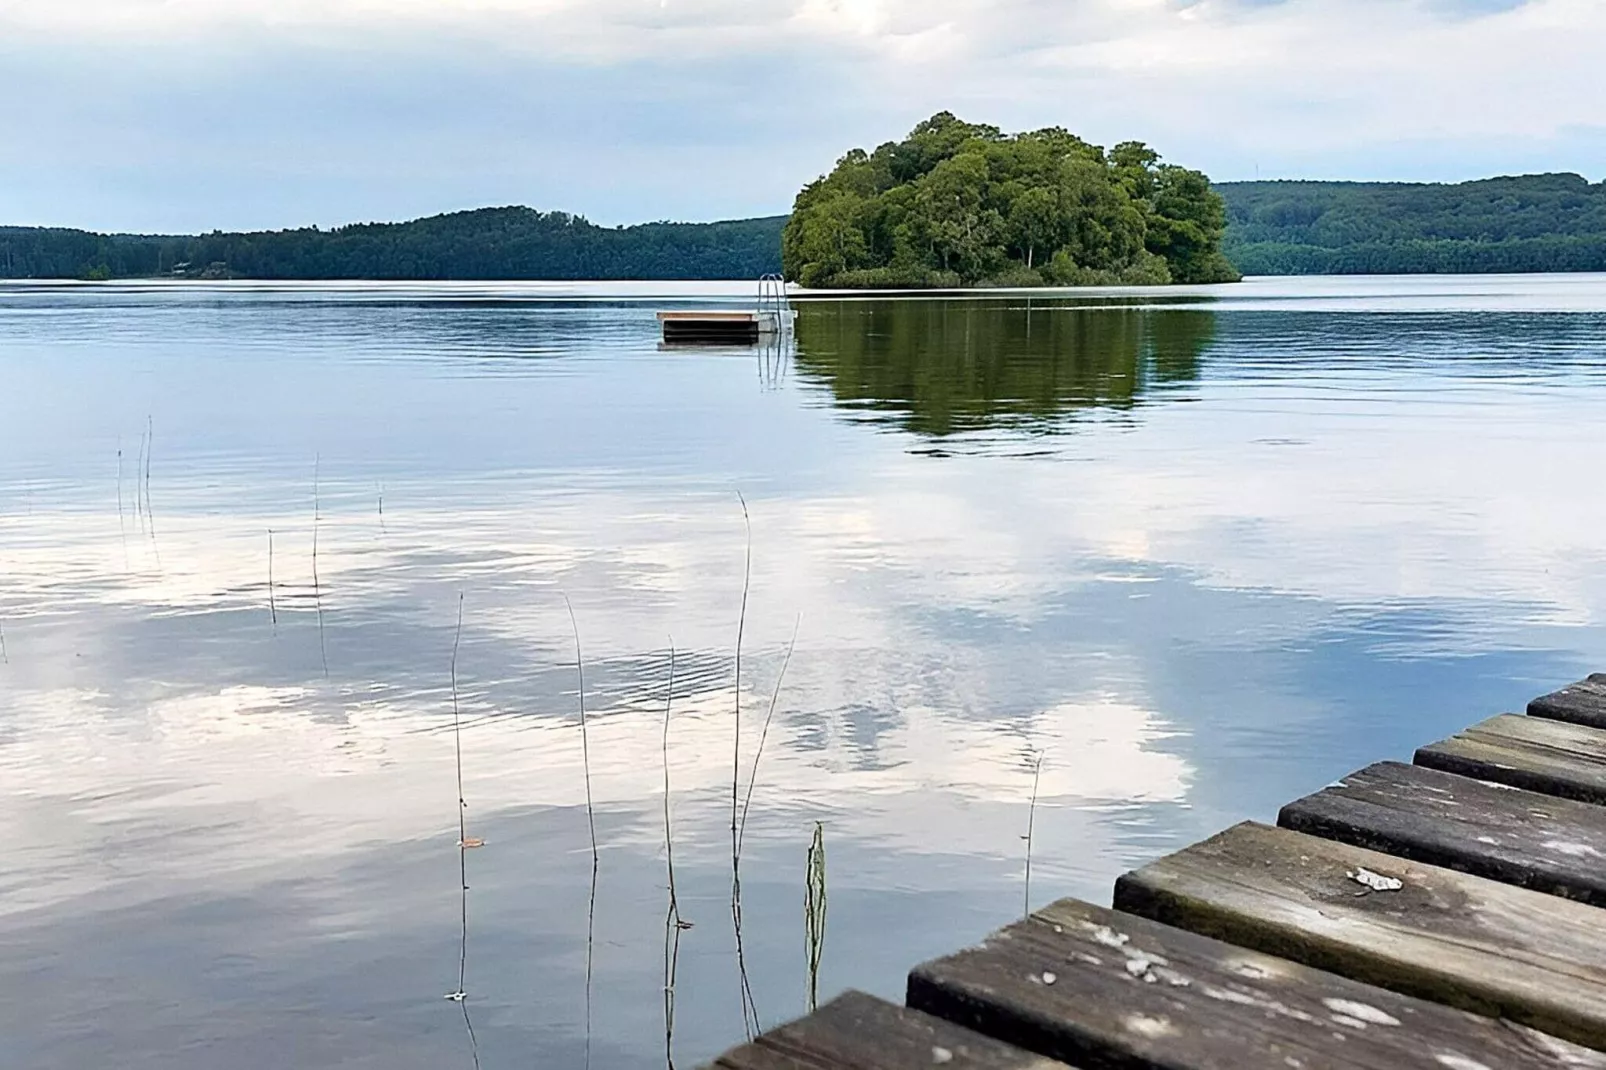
left=4, top=275, right=1606, bottom=1068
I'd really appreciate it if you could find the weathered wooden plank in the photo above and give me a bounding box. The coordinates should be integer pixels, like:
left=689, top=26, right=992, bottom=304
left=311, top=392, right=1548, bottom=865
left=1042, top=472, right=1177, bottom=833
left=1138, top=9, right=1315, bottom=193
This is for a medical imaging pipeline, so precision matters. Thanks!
left=907, top=896, right=1606, bottom=1070
left=1111, top=821, right=1606, bottom=1050
left=1530, top=674, right=1606, bottom=730
left=1278, top=760, right=1606, bottom=905
left=711, top=990, right=1073, bottom=1070
left=1414, top=713, right=1606, bottom=805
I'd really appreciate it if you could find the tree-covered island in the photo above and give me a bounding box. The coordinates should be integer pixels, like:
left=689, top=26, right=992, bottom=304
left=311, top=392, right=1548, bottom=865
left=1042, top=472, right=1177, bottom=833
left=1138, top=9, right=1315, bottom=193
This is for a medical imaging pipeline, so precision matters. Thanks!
left=781, top=112, right=1241, bottom=288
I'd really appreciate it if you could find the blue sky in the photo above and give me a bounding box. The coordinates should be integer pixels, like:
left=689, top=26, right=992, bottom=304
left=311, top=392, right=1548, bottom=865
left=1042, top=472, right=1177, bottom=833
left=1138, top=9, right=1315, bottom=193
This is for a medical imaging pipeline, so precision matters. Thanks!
left=0, top=0, right=1601, bottom=233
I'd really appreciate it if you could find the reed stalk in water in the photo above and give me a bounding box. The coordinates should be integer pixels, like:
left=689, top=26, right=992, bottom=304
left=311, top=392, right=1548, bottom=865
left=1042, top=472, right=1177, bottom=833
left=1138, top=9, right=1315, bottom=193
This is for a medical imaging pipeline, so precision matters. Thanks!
left=116, top=441, right=128, bottom=567
left=1023, top=750, right=1045, bottom=918
left=564, top=594, right=599, bottom=1070
left=133, top=428, right=145, bottom=529
left=804, top=822, right=827, bottom=1013
left=143, top=415, right=153, bottom=515
left=738, top=615, right=801, bottom=855
left=444, top=593, right=482, bottom=1070
left=730, top=492, right=759, bottom=1039
left=267, top=530, right=277, bottom=630
left=662, top=641, right=686, bottom=1070
left=312, top=456, right=328, bottom=678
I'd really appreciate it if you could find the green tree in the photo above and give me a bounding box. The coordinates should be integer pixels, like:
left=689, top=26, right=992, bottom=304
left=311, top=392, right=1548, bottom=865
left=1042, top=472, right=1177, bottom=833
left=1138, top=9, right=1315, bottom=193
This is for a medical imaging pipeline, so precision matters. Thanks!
left=1007, top=186, right=1061, bottom=270
left=782, top=190, right=869, bottom=287
left=782, top=113, right=1240, bottom=289
left=915, top=153, right=1004, bottom=280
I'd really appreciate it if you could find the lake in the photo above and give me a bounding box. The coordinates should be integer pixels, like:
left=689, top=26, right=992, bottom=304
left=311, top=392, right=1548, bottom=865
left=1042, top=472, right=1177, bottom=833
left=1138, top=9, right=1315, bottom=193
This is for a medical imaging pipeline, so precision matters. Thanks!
left=3, top=274, right=1606, bottom=1069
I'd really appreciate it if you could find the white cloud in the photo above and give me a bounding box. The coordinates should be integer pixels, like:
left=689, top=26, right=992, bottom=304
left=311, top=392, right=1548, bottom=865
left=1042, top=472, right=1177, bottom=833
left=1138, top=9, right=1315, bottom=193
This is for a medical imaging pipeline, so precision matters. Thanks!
left=0, top=0, right=1601, bottom=230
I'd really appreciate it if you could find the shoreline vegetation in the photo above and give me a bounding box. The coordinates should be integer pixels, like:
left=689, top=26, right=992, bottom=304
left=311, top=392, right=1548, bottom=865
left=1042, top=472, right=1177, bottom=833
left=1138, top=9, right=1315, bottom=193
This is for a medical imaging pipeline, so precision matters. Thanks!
left=0, top=213, right=787, bottom=283
left=2, top=167, right=1604, bottom=286
left=1222, top=173, right=1606, bottom=275
left=781, top=112, right=1240, bottom=288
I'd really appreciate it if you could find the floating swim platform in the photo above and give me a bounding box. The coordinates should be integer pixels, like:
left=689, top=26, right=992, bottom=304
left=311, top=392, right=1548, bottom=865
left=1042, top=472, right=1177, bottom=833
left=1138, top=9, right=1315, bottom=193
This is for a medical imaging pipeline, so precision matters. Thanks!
left=656, top=309, right=792, bottom=344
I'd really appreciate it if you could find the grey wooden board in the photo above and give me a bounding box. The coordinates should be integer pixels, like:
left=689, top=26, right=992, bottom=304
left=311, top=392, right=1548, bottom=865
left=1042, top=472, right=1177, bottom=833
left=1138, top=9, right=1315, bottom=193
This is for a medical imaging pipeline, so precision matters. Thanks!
left=1415, top=713, right=1606, bottom=805
left=710, top=990, right=1073, bottom=1070
left=1278, top=760, right=1606, bottom=905
left=907, top=896, right=1606, bottom=1070
left=1111, top=821, right=1606, bottom=1050
left=1531, top=674, right=1606, bottom=730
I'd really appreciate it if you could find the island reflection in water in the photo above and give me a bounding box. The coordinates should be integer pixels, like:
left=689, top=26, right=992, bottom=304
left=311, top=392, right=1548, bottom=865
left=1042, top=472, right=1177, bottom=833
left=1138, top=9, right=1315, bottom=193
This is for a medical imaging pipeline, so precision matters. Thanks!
left=793, top=297, right=1215, bottom=436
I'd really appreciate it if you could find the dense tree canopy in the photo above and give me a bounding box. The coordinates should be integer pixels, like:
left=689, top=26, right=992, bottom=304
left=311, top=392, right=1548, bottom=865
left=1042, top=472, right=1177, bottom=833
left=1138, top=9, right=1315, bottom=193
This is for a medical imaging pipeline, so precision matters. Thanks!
left=1217, top=173, right=1606, bottom=274
left=0, top=209, right=786, bottom=281
left=781, top=113, right=1241, bottom=289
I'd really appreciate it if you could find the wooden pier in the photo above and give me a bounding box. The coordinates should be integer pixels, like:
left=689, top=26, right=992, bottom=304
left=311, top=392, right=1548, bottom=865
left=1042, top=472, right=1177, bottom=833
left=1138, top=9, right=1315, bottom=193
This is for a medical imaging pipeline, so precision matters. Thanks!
left=709, top=673, right=1606, bottom=1069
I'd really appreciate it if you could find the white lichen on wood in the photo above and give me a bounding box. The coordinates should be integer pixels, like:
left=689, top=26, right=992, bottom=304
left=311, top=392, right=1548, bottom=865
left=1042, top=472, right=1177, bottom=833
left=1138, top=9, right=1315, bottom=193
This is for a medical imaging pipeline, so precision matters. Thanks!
left=1347, top=867, right=1403, bottom=892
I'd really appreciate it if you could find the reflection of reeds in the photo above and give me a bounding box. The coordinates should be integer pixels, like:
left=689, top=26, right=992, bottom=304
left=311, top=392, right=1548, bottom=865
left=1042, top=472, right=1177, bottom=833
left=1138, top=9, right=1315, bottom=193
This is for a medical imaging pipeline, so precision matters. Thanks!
left=0, top=619, right=8, bottom=665
left=739, top=616, right=800, bottom=851
left=563, top=594, right=600, bottom=1070
left=1023, top=750, right=1045, bottom=918
left=446, top=593, right=482, bottom=1070
left=143, top=415, right=153, bottom=514
left=731, top=493, right=758, bottom=1039
left=138, top=434, right=144, bottom=525
left=312, top=456, right=328, bottom=678
left=267, top=529, right=277, bottom=631
left=116, top=441, right=128, bottom=568
left=804, top=822, right=827, bottom=1013
left=140, top=417, right=161, bottom=567
left=134, top=426, right=145, bottom=528
left=662, top=641, right=685, bottom=1070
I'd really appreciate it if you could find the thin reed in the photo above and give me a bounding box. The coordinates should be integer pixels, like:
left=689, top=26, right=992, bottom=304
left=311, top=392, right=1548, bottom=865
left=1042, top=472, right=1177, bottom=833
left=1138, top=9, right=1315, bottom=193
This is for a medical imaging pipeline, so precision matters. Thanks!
left=738, top=615, right=801, bottom=855
left=139, top=417, right=160, bottom=566
left=143, top=415, right=153, bottom=514
left=730, top=492, right=759, bottom=1039
left=661, top=641, right=684, bottom=1070
left=446, top=593, right=482, bottom=1070
left=116, top=441, right=127, bottom=563
left=267, top=529, right=277, bottom=630
left=134, top=425, right=146, bottom=528
left=1023, top=750, right=1044, bottom=918
left=804, top=821, right=827, bottom=1013
left=564, top=594, right=600, bottom=1070
left=312, top=456, right=328, bottom=677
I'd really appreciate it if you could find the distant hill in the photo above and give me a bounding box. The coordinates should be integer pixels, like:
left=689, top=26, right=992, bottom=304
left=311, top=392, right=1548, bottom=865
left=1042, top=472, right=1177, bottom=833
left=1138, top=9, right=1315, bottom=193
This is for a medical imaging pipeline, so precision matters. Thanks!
left=0, top=208, right=788, bottom=281
left=6, top=171, right=1606, bottom=280
left=1216, top=173, right=1606, bottom=275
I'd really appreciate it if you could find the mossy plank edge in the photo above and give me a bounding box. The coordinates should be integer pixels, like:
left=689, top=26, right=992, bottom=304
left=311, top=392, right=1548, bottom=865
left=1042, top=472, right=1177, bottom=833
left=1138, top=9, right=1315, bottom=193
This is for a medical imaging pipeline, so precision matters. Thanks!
left=1279, top=760, right=1606, bottom=906
left=1111, top=821, right=1606, bottom=1051
left=907, top=896, right=1606, bottom=1070
left=1530, top=674, right=1606, bottom=730
left=710, top=990, right=1074, bottom=1070
left=1415, top=714, right=1606, bottom=806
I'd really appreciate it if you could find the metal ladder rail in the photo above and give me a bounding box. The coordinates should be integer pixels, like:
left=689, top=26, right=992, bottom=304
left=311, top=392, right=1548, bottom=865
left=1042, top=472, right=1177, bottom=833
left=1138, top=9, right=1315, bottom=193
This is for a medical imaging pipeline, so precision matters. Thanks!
left=756, top=273, right=792, bottom=335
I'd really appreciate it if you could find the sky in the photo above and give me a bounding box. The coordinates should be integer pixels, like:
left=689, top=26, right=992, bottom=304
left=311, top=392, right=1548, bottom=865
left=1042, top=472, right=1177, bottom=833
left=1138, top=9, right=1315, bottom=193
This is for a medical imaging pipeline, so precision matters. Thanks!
left=0, top=0, right=1602, bottom=233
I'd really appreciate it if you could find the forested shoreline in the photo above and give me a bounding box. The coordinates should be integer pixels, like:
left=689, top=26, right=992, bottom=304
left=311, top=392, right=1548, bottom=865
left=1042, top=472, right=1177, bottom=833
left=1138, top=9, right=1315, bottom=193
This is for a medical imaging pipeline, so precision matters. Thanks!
left=0, top=211, right=785, bottom=282
left=1218, top=173, right=1606, bottom=275
left=3, top=172, right=1604, bottom=282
